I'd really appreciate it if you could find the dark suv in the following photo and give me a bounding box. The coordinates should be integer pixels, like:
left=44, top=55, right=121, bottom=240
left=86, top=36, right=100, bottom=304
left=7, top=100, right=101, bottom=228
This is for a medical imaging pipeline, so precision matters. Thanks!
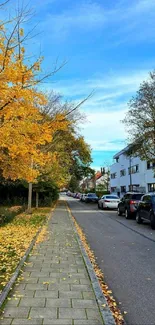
left=85, top=193, right=99, bottom=203
left=136, top=193, right=155, bottom=229
left=117, top=192, right=144, bottom=219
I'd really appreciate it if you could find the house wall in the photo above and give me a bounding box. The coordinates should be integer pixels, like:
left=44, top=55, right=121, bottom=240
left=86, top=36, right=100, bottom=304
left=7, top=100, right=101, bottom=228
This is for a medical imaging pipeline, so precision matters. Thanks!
left=110, top=152, right=155, bottom=195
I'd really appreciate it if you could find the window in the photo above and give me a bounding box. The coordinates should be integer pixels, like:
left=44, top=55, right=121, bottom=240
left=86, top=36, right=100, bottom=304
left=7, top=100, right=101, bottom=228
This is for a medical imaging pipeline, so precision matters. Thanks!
left=148, top=183, right=155, bottom=192
left=120, top=169, right=126, bottom=177
left=147, top=161, right=155, bottom=169
left=128, top=164, right=139, bottom=174
left=124, top=193, right=133, bottom=200
left=111, top=173, right=117, bottom=179
left=128, top=184, right=139, bottom=191
left=121, top=186, right=126, bottom=193
left=116, top=157, right=119, bottom=163
left=142, top=195, right=151, bottom=202
left=147, top=162, right=151, bottom=169
left=111, top=187, right=116, bottom=192
left=106, top=195, right=119, bottom=199
left=132, top=194, right=143, bottom=200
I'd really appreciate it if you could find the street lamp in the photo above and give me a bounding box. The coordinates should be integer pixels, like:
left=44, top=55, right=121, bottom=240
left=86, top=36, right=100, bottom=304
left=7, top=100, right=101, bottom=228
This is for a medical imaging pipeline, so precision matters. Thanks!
left=129, top=155, right=132, bottom=191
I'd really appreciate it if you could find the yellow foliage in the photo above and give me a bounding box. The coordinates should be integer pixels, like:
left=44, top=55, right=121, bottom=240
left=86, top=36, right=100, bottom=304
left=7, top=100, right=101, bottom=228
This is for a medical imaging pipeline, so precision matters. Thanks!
left=19, top=28, right=24, bottom=37
left=0, top=24, right=69, bottom=182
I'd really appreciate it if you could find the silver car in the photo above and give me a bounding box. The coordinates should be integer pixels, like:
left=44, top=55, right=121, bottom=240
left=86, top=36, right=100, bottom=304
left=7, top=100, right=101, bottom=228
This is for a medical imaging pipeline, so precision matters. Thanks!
left=98, top=195, right=120, bottom=210
left=80, top=194, right=87, bottom=202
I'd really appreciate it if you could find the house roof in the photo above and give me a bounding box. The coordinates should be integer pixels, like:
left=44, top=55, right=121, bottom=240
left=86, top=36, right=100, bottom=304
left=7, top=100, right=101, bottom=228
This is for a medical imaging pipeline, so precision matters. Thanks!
left=113, top=144, right=131, bottom=159
left=95, top=171, right=102, bottom=180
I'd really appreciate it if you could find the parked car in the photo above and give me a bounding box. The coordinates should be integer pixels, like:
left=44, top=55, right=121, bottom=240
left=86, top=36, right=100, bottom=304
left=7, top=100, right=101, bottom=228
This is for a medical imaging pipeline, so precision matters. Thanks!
left=80, top=194, right=87, bottom=202
left=74, top=193, right=81, bottom=199
left=76, top=193, right=82, bottom=199
left=85, top=193, right=99, bottom=203
left=117, top=192, right=144, bottom=219
left=98, top=195, right=120, bottom=210
left=136, top=193, right=155, bottom=229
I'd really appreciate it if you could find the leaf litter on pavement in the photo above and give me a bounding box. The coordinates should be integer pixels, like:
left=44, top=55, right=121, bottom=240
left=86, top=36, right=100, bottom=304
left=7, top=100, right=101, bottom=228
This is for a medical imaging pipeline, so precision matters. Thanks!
left=0, top=207, right=51, bottom=293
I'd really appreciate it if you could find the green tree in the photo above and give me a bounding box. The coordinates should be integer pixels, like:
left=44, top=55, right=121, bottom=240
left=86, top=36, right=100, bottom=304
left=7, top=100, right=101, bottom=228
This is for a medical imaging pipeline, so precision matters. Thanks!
left=68, top=175, right=79, bottom=193
left=123, top=71, right=155, bottom=161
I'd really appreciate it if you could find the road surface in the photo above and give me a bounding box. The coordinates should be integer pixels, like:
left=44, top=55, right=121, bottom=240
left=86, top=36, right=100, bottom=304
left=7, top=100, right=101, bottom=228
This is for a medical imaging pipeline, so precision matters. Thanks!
left=65, top=196, right=155, bottom=325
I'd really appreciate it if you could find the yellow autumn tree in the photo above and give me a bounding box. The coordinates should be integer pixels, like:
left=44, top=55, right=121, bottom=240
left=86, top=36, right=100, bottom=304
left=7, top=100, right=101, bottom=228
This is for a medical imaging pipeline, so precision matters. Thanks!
left=0, top=10, right=68, bottom=182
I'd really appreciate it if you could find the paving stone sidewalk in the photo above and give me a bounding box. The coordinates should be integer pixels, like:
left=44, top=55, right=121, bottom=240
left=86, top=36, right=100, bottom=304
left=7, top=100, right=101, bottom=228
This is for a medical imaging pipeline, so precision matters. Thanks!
left=0, top=200, right=104, bottom=325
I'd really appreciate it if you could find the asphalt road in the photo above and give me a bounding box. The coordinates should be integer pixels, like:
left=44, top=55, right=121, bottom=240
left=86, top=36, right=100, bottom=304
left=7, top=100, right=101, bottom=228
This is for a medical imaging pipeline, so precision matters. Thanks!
left=65, top=196, right=155, bottom=325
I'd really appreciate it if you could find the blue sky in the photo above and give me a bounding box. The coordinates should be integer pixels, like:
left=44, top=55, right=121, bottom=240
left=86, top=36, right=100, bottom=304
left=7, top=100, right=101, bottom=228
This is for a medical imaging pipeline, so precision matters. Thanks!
left=3, top=0, right=155, bottom=169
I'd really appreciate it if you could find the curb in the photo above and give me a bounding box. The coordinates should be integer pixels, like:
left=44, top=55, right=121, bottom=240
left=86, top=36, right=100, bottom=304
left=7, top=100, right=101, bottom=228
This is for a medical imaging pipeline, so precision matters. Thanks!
left=0, top=207, right=55, bottom=310
left=66, top=202, right=116, bottom=325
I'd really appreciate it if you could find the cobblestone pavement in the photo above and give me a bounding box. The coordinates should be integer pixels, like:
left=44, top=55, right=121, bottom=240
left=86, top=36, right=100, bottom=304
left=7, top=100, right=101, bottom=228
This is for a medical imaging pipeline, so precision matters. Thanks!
left=0, top=200, right=104, bottom=325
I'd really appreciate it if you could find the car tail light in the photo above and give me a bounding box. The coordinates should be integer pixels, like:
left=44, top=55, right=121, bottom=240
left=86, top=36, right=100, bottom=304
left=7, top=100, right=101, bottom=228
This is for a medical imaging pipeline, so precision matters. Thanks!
left=104, top=200, right=110, bottom=202
left=130, top=200, right=137, bottom=205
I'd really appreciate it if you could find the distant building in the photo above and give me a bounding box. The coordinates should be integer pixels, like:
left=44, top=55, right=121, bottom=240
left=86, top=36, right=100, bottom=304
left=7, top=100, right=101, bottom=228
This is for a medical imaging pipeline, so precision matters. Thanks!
left=79, top=169, right=110, bottom=192
left=110, top=146, right=155, bottom=196
left=79, top=176, right=94, bottom=192
left=96, top=170, right=110, bottom=191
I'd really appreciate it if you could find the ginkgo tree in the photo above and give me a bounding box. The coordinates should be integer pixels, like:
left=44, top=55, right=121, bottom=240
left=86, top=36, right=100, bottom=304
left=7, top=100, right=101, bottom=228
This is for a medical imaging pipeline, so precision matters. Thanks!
left=0, top=7, right=69, bottom=184
left=0, top=4, right=93, bottom=210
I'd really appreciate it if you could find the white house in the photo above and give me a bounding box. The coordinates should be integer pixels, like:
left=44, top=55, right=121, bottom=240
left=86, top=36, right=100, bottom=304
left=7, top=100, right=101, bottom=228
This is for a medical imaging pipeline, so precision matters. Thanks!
left=96, top=172, right=110, bottom=191
left=110, top=146, right=155, bottom=196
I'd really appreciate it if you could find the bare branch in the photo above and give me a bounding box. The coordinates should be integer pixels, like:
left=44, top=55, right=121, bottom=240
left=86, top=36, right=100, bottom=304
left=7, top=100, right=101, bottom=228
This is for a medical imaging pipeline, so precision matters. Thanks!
left=59, top=90, right=95, bottom=121
left=0, top=0, right=10, bottom=7
left=22, top=60, right=67, bottom=89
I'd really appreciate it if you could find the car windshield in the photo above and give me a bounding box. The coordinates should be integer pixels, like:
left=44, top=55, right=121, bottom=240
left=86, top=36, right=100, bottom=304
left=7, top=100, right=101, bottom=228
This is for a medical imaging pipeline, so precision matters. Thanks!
left=106, top=196, right=119, bottom=199
left=132, top=194, right=143, bottom=200
left=88, top=193, right=97, bottom=197
left=152, top=196, right=155, bottom=204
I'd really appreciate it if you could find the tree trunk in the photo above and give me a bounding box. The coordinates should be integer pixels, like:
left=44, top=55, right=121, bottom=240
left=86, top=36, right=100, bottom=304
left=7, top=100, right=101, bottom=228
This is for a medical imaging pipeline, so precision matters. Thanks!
left=27, top=158, right=33, bottom=213
left=36, top=192, right=39, bottom=208
left=27, top=182, right=32, bottom=213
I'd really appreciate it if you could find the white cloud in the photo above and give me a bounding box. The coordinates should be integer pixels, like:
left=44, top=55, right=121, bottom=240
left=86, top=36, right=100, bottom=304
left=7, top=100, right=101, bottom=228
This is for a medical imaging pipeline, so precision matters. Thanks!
left=40, top=2, right=106, bottom=37
left=37, top=0, right=155, bottom=44
left=80, top=109, right=127, bottom=151
left=43, top=69, right=150, bottom=153
left=129, top=0, right=155, bottom=14
left=48, top=69, right=149, bottom=109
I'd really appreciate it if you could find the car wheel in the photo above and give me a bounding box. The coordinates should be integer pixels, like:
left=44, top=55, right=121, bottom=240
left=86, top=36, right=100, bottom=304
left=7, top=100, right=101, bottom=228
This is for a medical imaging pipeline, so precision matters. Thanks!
left=125, top=208, right=130, bottom=219
left=150, top=213, right=155, bottom=230
left=136, top=211, right=142, bottom=224
left=117, top=207, right=122, bottom=216
left=101, top=203, right=104, bottom=210
left=98, top=203, right=100, bottom=209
